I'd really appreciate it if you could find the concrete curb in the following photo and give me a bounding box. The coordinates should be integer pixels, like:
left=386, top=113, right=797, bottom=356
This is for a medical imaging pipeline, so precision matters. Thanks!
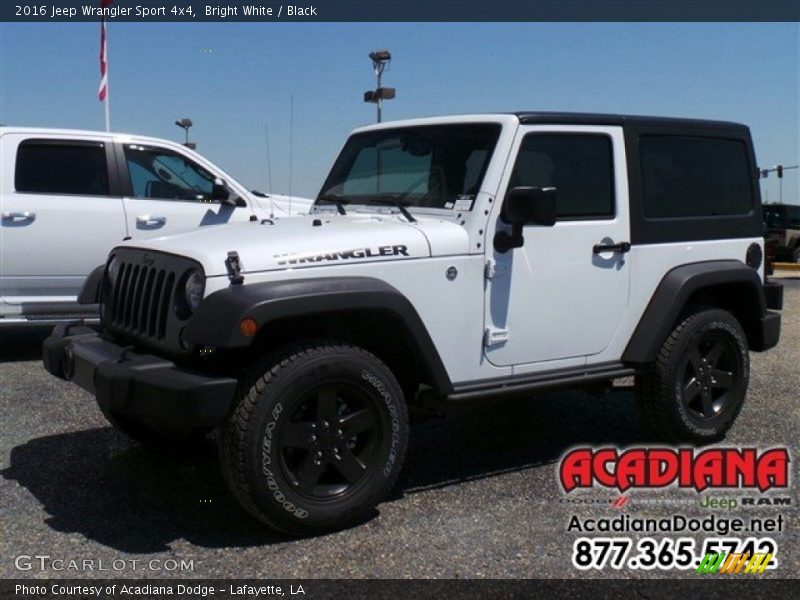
left=774, top=262, right=800, bottom=272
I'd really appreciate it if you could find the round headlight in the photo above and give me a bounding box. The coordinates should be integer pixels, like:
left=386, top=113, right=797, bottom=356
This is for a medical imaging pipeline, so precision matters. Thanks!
left=103, top=255, right=121, bottom=299
left=184, top=270, right=205, bottom=312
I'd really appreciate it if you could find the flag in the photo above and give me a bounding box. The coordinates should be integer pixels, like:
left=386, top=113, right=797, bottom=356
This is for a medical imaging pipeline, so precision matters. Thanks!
left=97, top=0, right=113, bottom=101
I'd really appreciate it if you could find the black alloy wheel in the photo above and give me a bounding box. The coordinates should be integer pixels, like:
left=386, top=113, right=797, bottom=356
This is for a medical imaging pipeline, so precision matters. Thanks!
left=278, top=383, right=382, bottom=499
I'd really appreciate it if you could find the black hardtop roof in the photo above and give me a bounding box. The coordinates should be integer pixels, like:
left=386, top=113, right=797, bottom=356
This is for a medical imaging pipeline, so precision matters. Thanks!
left=513, top=111, right=748, bottom=131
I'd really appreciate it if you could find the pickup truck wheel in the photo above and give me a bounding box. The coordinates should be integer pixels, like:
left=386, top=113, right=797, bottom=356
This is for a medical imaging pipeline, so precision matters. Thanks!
left=100, top=407, right=210, bottom=449
left=219, top=341, right=409, bottom=535
left=636, top=306, right=749, bottom=444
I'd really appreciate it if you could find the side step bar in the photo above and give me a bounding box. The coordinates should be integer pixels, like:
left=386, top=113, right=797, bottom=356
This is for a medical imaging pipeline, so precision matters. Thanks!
left=447, top=362, right=636, bottom=402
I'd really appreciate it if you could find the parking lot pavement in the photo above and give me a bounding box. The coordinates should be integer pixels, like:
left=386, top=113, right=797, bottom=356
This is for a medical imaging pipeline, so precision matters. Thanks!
left=1, top=278, right=798, bottom=579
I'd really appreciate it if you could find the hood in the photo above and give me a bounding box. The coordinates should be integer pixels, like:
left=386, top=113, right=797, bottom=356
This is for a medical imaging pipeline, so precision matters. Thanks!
left=118, top=213, right=470, bottom=277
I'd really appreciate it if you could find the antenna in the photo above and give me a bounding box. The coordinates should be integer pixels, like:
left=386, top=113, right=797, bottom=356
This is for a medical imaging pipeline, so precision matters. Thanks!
left=288, top=94, right=294, bottom=215
left=265, top=123, right=274, bottom=218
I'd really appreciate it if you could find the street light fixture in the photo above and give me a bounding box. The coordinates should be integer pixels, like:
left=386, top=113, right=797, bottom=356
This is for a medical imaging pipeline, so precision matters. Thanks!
left=364, top=49, right=395, bottom=123
left=174, top=118, right=195, bottom=149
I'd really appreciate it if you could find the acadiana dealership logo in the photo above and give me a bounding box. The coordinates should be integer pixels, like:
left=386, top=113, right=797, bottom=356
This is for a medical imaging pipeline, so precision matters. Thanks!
left=559, top=447, right=789, bottom=493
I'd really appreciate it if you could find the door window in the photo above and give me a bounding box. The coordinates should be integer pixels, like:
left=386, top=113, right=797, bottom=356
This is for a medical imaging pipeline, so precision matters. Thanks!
left=15, top=140, right=109, bottom=196
left=509, top=134, right=615, bottom=219
left=124, top=145, right=216, bottom=202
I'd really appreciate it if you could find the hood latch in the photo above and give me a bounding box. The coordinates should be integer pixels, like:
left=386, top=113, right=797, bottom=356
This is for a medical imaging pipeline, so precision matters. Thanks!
left=225, top=251, right=245, bottom=285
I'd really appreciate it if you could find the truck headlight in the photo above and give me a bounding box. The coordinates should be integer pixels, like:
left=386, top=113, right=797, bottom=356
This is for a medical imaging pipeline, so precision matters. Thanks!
left=184, top=269, right=205, bottom=313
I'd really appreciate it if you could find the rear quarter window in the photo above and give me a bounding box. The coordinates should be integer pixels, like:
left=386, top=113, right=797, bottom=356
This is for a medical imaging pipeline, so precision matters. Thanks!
left=15, top=140, right=110, bottom=196
left=640, top=136, right=753, bottom=219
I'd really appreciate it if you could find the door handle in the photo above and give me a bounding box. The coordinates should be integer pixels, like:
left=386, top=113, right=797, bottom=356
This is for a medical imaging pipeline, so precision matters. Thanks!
left=136, top=215, right=166, bottom=226
left=1, top=211, right=36, bottom=222
left=593, top=241, right=631, bottom=254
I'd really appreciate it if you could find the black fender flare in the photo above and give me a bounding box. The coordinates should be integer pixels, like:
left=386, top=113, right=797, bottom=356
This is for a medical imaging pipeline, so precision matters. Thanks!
left=622, top=260, right=767, bottom=364
left=78, top=265, right=105, bottom=304
left=184, top=276, right=453, bottom=394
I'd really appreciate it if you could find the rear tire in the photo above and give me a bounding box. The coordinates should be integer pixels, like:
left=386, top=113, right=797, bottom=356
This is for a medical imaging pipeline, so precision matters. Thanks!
left=636, top=306, right=749, bottom=444
left=219, top=341, right=409, bottom=535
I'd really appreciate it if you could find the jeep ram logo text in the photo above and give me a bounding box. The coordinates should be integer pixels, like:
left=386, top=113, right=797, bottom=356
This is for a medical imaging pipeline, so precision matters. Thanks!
left=274, top=245, right=409, bottom=266
left=559, top=448, right=789, bottom=493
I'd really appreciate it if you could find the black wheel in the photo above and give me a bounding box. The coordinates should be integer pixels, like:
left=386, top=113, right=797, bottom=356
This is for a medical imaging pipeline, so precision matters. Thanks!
left=219, top=341, right=409, bottom=535
left=793, top=247, right=800, bottom=263
left=100, top=407, right=211, bottom=450
left=636, top=306, right=749, bottom=444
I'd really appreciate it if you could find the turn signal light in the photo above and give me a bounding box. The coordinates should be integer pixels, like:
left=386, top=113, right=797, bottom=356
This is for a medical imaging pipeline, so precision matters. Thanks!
left=239, top=318, right=258, bottom=337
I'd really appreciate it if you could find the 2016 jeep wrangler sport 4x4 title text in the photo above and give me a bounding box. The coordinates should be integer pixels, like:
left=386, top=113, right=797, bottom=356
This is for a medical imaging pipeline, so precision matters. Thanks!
left=44, top=112, right=784, bottom=534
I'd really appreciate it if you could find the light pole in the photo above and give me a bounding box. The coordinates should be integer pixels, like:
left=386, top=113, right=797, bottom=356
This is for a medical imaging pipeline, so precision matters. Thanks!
left=364, top=49, right=395, bottom=123
left=174, top=118, right=195, bottom=149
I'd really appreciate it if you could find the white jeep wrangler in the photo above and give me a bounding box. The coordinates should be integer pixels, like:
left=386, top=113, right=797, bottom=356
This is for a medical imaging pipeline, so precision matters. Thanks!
left=43, top=113, right=784, bottom=534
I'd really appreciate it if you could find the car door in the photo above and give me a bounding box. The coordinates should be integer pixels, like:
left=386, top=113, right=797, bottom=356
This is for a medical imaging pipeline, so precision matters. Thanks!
left=119, top=142, right=255, bottom=238
left=484, top=125, right=631, bottom=370
left=0, top=133, right=127, bottom=310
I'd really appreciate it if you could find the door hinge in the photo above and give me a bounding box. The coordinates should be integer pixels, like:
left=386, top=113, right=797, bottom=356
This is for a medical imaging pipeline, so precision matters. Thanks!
left=484, top=327, right=509, bottom=347
left=484, top=259, right=509, bottom=280
left=484, top=260, right=496, bottom=280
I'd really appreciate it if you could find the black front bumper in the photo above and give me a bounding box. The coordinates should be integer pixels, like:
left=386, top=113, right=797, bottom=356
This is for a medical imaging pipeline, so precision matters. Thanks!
left=43, top=323, right=237, bottom=428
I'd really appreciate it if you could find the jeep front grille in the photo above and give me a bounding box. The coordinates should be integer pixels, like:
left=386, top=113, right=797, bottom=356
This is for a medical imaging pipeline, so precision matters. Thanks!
left=109, top=262, right=176, bottom=340
left=101, top=248, right=203, bottom=354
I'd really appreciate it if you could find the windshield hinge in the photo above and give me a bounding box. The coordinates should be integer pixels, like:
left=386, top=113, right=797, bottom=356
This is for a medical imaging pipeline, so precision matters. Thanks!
left=225, top=251, right=245, bottom=285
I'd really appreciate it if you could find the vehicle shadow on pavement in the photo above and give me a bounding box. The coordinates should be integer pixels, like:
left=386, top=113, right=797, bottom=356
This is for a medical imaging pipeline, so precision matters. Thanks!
left=3, top=387, right=648, bottom=552
left=398, top=387, right=646, bottom=495
left=0, top=326, right=52, bottom=363
left=2, top=428, right=289, bottom=552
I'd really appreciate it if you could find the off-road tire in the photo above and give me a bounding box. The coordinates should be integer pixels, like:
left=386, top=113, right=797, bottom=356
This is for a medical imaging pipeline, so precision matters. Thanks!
left=219, top=341, right=409, bottom=535
left=636, top=306, right=749, bottom=444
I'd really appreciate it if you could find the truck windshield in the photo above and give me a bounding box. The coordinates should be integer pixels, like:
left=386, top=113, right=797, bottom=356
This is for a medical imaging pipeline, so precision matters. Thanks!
left=318, top=124, right=501, bottom=210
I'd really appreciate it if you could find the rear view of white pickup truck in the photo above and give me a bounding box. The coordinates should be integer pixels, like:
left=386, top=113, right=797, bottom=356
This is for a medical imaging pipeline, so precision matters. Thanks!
left=0, top=127, right=312, bottom=325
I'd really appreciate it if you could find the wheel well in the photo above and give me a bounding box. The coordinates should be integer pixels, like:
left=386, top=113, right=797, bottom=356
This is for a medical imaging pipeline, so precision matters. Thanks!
left=686, top=283, right=762, bottom=348
left=248, top=309, right=432, bottom=400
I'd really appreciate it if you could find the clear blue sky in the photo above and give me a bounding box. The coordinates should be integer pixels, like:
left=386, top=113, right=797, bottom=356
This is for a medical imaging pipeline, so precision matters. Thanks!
left=1, top=22, right=798, bottom=202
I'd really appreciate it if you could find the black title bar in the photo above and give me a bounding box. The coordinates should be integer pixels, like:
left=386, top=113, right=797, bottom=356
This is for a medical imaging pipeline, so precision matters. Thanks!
left=3, top=0, right=800, bottom=22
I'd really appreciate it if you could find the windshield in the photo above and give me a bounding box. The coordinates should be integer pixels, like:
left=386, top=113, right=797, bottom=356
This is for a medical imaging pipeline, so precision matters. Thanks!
left=318, top=124, right=501, bottom=210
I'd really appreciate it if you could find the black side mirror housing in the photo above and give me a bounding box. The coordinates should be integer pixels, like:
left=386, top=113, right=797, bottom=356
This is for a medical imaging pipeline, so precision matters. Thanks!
left=494, top=186, right=557, bottom=253
left=212, top=179, right=245, bottom=207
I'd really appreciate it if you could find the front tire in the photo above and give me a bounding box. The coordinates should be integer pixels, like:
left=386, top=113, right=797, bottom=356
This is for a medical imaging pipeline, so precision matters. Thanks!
left=219, top=341, right=409, bottom=535
left=636, top=306, right=749, bottom=444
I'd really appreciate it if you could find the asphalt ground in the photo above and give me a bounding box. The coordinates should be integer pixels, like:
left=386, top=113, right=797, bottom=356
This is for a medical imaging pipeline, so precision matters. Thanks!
left=1, top=276, right=798, bottom=580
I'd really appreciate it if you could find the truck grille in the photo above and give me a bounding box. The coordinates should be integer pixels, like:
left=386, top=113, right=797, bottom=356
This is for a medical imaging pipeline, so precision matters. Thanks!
left=100, top=247, right=203, bottom=354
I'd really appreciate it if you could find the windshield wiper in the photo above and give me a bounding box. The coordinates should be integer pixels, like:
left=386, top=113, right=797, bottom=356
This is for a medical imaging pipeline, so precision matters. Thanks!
left=317, top=194, right=349, bottom=215
left=361, top=197, right=417, bottom=223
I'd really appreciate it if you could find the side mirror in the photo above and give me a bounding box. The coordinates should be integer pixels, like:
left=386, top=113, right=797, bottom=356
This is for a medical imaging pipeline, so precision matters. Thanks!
left=212, top=178, right=245, bottom=207
left=494, top=186, right=557, bottom=253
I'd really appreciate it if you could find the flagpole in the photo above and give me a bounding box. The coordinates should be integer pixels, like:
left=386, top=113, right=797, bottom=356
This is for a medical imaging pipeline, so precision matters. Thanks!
left=104, top=20, right=110, bottom=132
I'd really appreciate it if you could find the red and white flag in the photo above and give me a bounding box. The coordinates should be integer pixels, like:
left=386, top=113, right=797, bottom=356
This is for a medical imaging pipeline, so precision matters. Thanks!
left=97, top=0, right=113, bottom=101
